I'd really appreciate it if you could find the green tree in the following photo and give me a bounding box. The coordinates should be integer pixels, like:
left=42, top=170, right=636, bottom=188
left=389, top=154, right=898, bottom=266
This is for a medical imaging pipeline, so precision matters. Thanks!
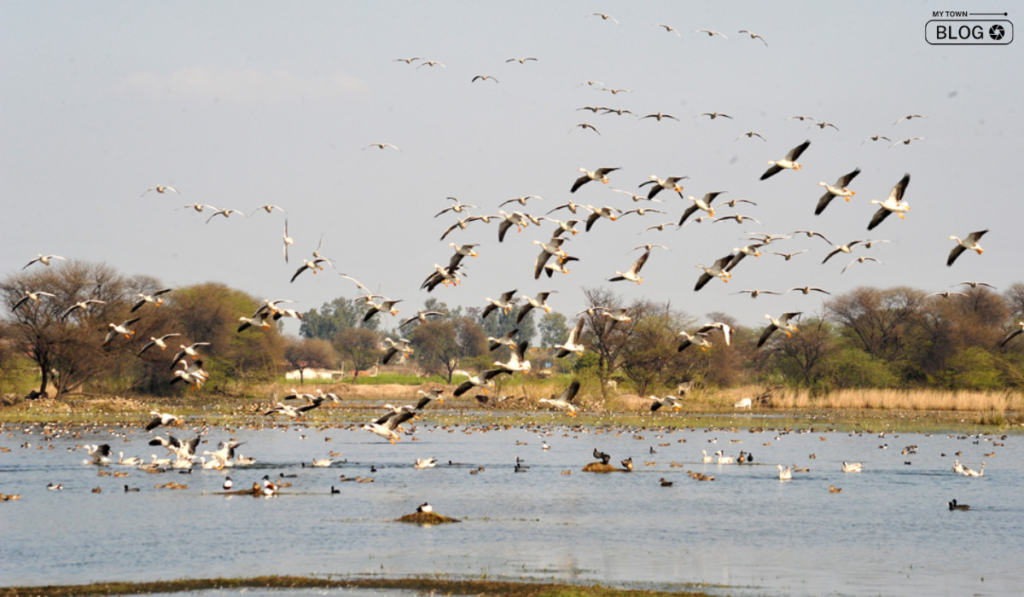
left=332, top=327, right=381, bottom=378
left=538, top=311, right=568, bottom=348
left=160, top=282, right=285, bottom=392
left=284, top=337, right=338, bottom=384
left=475, top=304, right=536, bottom=347
left=619, top=309, right=677, bottom=396
left=411, top=317, right=486, bottom=382
left=300, top=296, right=379, bottom=340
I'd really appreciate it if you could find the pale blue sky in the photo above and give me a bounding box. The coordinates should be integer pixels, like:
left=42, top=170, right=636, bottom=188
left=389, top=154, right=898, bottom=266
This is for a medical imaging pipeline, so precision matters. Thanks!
left=2, top=1, right=1021, bottom=333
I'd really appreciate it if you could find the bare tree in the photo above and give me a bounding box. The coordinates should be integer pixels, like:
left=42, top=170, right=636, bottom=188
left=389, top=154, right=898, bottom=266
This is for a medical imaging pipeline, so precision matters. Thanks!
left=1, top=261, right=140, bottom=396
left=827, top=287, right=927, bottom=363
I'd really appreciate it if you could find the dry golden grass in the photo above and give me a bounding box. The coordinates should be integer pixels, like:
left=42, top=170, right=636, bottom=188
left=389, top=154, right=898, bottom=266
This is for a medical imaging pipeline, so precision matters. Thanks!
left=713, top=385, right=1023, bottom=413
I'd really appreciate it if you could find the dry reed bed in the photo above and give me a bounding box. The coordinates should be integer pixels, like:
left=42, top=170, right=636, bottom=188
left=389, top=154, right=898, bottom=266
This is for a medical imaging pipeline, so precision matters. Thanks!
left=712, top=386, right=1023, bottom=412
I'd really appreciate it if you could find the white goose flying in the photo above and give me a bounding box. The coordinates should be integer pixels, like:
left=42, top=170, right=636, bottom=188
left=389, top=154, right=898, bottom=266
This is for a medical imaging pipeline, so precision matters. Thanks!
left=137, top=333, right=182, bottom=357
left=738, top=29, right=768, bottom=45
left=518, top=292, right=556, bottom=323
left=131, top=288, right=172, bottom=312
left=11, top=290, right=56, bottom=311
left=482, top=290, right=518, bottom=319
left=947, top=230, right=987, bottom=267
left=694, top=254, right=735, bottom=291
left=815, top=168, right=861, bottom=215
left=638, top=175, right=687, bottom=199
left=22, top=254, right=67, bottom=270
left=609, top=250, right=651, bottom=284
left=103, top=318, right=141, bottom=347
left=679, top=192, right=726, bottom=225
left=555, top=317, right=586, bottom=358
left=867, top=173, right=911, bottom=230
left=571, top=167, right=620, bottom=193
left=760, top=140, right=810, bottom=180
left=539, top=380, right=581, bottom=417
left=757, top=313, right=801, bottom=348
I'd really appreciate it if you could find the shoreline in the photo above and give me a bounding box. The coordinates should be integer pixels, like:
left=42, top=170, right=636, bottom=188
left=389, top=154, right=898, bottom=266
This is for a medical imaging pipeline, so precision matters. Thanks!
left=0, top=575, right=718, bottom=597
left=2, top=383, right=1021, bottom=434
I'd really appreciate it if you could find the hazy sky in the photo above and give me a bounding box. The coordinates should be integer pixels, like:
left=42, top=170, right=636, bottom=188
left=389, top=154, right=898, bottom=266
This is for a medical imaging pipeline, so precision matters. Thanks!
left=2, top=1, right=1021, bottom=335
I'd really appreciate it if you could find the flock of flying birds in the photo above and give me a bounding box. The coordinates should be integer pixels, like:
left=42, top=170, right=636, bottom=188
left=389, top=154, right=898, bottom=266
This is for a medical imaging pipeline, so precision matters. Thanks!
left=7, top=11, right=1011, bottom=454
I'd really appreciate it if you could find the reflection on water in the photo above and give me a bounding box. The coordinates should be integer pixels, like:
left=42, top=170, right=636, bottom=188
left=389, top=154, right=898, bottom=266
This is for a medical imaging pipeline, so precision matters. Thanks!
left=1, top=420, right=1021, bottom=597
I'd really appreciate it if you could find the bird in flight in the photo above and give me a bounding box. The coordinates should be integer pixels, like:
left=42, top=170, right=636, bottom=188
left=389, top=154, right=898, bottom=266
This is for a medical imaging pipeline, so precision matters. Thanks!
left=761, top=140, right=811, bottom=180
left=141, top=185, right=179, bottom=197
left=894, top=114, right=927, bottom=125
left=590, top=13, right=619, bottom=24
left=739, top=29, right=768, bottom=45
left=655, top=23, right=682, bottom=37
left=889, top=137, right=925, bottom=148
left=506, top=57, right=537, bottom=64
left=571, top=167, right=620, bottom=193
left=471, top=75, right=499, bottom=83
left=364, top=143, right=400, bottom=151
left=862, top=135, right=891, bottom=145
left=571, top=123, right=601, bottom=135
left=737, top=131, right=767, bottom=141
left=947, top=230, right=988, bottom=267
left=695, top=29, right=729, bottom=39
left=22, top=254, right=67, bottom=269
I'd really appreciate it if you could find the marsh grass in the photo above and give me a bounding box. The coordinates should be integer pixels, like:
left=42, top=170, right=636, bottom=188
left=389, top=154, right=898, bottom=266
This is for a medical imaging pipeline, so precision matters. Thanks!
left=0, top=575, right=715, bottom=597
left=713, top=385, right=1023, bottom=413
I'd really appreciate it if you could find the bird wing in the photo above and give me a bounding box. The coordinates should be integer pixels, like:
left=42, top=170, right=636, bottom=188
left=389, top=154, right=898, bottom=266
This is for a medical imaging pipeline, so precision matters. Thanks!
left=569, top=317, right=585, bottom=342
left=837, top=168, right=861, bottom=187
left=290, top=264, right=309, bottom=283
left=785, top=140, right=811, bottom=161
left=724, top=253, right=747, bottom=273
left=585, top=212, right=601, bottom=232
left=867, top=207, right=892, bottom=231
left=966, top=230, right=989, bottom=243
left=694, top=271, right=713, bottom=292
left=678, top=205, right=699, bottom=226
left=498, top=220, right=513, bottom=242
left=815, top=192, right=836, bottom=216
left=756, top=324, right=777, bottom=348
left=559, top=380, right=581, bottom=403
left=947, top=245, right=967, bottom=267
left=889, top=173, right=911, bottom=203
left=1000, top=328, right=1024, bottom=347
left=631, top=251, right=651, bottom=274
left=570, top=175, right=590, bottom=193
left=760, top=165, right=783, bottom=181
left=516, top=304, right=534, bottom=323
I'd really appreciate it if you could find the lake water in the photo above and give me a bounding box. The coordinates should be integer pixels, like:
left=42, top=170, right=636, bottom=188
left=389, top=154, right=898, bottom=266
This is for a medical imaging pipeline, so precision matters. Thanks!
left=1, top=415, right=1020, bottom=597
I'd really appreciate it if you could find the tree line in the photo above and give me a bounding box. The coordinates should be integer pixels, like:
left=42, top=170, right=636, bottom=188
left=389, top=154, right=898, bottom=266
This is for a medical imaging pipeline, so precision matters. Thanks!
left=3, top=260, right=1024, bottom=398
